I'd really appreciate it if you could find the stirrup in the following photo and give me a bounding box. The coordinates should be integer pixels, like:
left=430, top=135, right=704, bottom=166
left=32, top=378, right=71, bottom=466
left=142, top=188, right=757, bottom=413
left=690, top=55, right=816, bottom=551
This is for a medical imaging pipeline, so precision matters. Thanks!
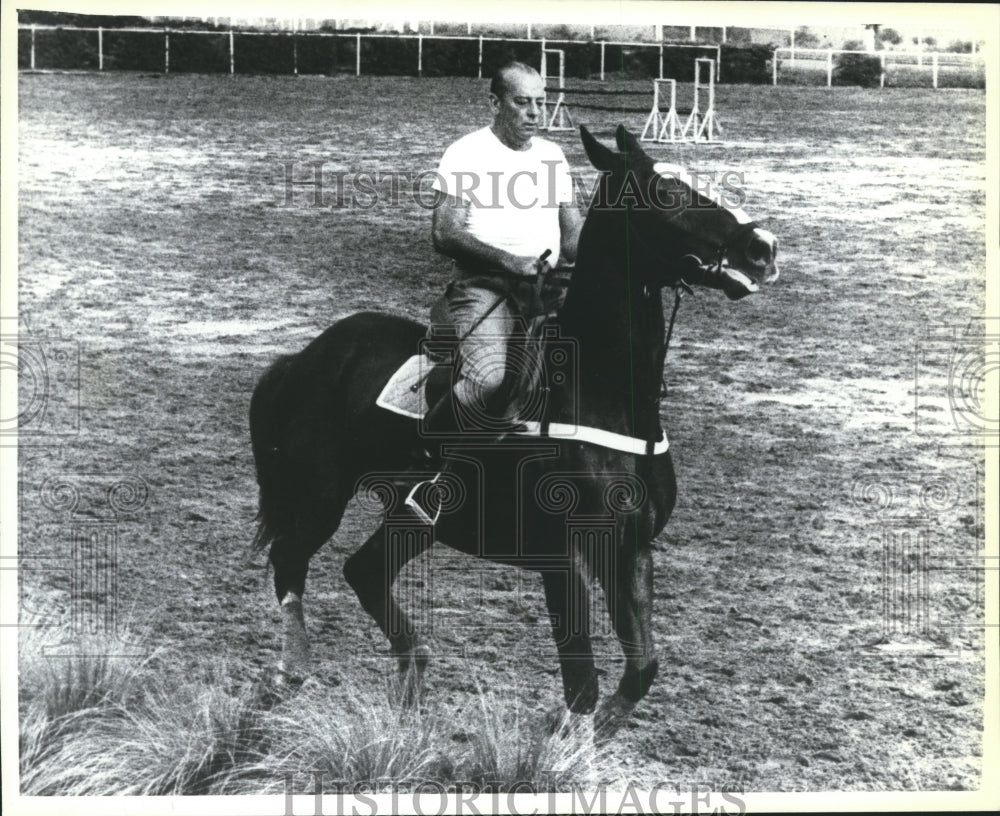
left=404, top=473, right=443, bottom=526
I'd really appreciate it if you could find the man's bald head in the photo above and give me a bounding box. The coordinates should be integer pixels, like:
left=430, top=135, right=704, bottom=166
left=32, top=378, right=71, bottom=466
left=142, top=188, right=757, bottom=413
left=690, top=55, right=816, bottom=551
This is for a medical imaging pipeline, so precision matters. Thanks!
left=488, top=61, right=545, bottom=150
left=490, top=62, right=542, bottom=101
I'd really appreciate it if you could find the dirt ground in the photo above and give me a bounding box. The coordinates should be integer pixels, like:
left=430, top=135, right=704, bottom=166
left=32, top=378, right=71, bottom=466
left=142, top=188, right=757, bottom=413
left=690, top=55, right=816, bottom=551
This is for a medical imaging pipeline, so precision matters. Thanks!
left=16, top=73, right=990, bottom=792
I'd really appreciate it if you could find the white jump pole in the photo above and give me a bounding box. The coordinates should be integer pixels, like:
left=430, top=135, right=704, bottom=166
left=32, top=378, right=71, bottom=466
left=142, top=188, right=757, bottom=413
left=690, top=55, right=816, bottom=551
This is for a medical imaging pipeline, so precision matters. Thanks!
left=541, top=48, right=572, bottom=131
left=98, top=27, right=103, bottom=70
left=641, top=79, right=662, bottom=141
left=656, top=79, right=681, bottom=142
left=680, top=58, right=721, bottom=142
left=641, top=78, right=680, bottom=142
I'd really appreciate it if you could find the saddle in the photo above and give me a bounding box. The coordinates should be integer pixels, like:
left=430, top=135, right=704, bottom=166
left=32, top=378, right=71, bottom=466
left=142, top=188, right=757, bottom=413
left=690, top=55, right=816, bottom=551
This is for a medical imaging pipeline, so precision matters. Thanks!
left=423, top=266, right=573, bottom=430
left=375, top=267, right=572, bottom=427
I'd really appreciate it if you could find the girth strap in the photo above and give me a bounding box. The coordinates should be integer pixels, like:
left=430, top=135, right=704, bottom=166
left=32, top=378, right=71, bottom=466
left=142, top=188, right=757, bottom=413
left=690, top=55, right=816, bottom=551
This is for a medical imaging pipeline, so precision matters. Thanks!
left=513, top=421, right=669, bottom=456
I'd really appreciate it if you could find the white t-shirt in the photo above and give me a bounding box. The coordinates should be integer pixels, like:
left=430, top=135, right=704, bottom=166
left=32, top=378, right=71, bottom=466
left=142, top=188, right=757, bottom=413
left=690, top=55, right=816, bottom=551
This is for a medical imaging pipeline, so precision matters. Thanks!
left=431, top=127, right=575, bottom=262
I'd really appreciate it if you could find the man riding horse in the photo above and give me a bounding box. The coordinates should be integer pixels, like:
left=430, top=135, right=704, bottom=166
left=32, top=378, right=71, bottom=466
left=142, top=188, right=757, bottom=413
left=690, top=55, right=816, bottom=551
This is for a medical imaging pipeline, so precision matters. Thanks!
left=419, top=62, right=583, bottom=447
left=249, top=85, right=780, bottom=731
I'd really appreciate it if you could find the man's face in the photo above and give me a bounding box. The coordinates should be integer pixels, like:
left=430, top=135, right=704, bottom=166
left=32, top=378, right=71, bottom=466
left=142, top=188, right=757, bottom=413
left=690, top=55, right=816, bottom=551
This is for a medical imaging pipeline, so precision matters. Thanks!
left=490, top=70, right=546, bottom=150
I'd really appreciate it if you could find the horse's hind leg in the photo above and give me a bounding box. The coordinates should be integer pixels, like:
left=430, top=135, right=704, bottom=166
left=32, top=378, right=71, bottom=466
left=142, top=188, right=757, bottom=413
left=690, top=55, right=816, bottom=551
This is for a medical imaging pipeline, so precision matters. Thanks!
left=268, top=488, right=352, bottom=685
left=343, top=522, right=433, bottom=703
left=594, top=545, right=659, bottom=737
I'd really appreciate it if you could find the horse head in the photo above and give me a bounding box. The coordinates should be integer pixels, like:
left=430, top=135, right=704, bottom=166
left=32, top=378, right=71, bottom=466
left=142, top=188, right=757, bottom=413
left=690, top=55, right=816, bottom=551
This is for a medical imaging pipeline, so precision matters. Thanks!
left=579, top=124, right=779, bottom=300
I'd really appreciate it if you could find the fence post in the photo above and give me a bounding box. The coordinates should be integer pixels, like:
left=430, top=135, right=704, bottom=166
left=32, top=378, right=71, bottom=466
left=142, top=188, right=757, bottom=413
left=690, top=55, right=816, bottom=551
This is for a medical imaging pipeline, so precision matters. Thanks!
left=31, top=24, right=36, bottom=70
left=880, top=52, right=885, bottom=88
left=164, top=28, right=170, bottom=74
left=417, top=32, right=422, bottom=77
left=478, top=35, right=483, bottom=79
left=98, top=27, right=103, bottom=70
left=355, top=32, right=361, bottom=76
left=293, top=35, right=298, bottom=76
left=772, top=49, right=778, bottom=86
left=658, top=44, right=663, bottom=79
left=229, top=30, right=234, bottom=74
left=826, top=49, right=833, bottom=87
left=600, top=41, right=605, bottom=81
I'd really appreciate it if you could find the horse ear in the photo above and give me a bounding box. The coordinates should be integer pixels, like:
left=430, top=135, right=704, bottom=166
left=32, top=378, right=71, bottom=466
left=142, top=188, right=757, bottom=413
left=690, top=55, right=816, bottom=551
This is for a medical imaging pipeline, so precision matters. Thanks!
left=615, top=124, right=648, bottom=162
left=580, top=125, right=616, bottom=172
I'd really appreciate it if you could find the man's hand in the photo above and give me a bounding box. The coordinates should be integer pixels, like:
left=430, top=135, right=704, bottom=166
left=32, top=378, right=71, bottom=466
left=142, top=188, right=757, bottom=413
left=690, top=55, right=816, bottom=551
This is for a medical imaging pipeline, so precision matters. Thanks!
left=507, top=254, right=549, bottom=278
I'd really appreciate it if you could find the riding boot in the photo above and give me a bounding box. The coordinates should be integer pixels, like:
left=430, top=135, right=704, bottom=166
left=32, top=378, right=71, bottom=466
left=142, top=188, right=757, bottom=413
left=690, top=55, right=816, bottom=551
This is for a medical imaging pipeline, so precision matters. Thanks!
left=417, top=389, right=462, bottom=463
left=422, top=389, right=461, bottom=438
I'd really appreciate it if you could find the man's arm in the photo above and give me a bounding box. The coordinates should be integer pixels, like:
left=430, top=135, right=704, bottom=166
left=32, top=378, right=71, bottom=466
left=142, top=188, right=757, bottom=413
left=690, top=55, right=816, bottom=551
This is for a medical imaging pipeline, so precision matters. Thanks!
left=558, top=201, right=584, bottom=265
left=432, top=195, right=540, bottom=278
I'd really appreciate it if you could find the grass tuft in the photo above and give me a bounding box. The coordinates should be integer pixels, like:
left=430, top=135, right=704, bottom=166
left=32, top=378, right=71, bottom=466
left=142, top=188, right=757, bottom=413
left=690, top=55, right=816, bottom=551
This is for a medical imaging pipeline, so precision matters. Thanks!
left=250, top=680, right=453, bottom=792
left=20, top=628, right=605, bottom=795
left=458, top=681, right=600, bottom=791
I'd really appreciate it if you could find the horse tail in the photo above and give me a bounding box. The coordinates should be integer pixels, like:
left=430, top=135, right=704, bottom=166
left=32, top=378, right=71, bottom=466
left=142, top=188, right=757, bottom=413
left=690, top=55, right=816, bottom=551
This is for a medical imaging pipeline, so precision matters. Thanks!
left=248, top=354, right=295, bottom=556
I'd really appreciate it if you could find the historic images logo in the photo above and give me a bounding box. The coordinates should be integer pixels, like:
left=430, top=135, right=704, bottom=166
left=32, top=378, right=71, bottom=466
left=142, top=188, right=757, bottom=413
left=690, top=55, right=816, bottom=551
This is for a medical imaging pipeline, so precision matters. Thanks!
left=914, top=320, right=999, bottom=441
left=850, top=467, right=986, bottom=655
left=20, top=472, right=149, bottom=657
left=0, top=318, right=80, bottom=441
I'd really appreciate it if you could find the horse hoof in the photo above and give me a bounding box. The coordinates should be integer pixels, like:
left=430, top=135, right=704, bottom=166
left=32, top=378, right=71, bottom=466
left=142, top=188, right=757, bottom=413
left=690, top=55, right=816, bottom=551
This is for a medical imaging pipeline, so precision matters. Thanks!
left=543, top=703, right=569, bottom=734
left=274, top=661, right=318, bottom=692
left=252, top=678, right=282, bottom=711
left=393, top=647, right=430, bottom=709
left=542, top=704, right=595, bottom=742
left=396, top=644, right=431, bottom=675
left=274, top=670, right=304, bottom=689
left=594, top=694, right=635, bottom=741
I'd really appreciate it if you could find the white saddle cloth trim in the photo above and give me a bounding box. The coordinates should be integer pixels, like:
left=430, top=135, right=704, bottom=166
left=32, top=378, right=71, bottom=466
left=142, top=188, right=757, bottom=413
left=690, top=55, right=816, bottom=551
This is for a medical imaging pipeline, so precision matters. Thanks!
left=512, top=421, right=669, bottom=455
left=375, top=355, right=670, bottom=455
left=375, top=354, right=429, bottom=419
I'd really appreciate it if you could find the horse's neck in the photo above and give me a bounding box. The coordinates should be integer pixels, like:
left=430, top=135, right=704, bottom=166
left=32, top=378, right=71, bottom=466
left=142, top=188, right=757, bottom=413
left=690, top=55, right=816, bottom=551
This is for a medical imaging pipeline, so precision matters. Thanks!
left=555, top=214, right=666, bottom=433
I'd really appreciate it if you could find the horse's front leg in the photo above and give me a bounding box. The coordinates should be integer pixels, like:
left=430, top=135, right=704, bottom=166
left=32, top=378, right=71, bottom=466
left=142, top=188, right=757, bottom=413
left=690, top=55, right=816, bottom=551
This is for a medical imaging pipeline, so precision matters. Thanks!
left=541, top=562, right=599, bottom=717
left=594, top=544, right=659, bottom=738
left=343, top=522, right=433, bottom=705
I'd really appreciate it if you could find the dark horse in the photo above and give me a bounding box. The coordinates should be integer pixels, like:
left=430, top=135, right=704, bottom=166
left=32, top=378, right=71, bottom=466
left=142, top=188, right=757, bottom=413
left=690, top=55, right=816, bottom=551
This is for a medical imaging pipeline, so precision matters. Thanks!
left=249, top=125, right=779, bottom=734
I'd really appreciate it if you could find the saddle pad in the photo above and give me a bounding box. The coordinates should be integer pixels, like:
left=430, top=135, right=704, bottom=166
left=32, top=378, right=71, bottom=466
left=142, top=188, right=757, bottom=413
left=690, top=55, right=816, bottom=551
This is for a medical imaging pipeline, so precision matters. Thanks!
left=375, top=354, right=431, bottom=419
left=375, top=355, right=669, bottom=455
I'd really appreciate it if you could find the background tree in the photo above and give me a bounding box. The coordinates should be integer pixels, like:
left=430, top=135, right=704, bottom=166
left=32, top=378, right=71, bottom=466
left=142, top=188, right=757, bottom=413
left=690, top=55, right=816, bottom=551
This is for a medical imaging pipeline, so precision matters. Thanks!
left=794, top=26, right=819, bottom=48
left=878, top=27, right=902, bottom=46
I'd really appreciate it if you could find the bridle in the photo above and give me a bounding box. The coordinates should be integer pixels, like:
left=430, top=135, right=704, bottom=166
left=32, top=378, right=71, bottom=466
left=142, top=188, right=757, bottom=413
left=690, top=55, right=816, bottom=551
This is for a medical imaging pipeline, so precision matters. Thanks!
left=624, top=206, right=760, bottom=384
left=611, top=203, right=763, bottom=455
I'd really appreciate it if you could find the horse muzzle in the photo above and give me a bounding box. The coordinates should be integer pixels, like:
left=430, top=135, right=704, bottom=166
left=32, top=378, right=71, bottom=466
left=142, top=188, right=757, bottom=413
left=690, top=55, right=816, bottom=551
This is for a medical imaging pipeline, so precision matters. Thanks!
left=745, top=228, right=779, bottom=284
left=717, top=228, right=779, bottom=300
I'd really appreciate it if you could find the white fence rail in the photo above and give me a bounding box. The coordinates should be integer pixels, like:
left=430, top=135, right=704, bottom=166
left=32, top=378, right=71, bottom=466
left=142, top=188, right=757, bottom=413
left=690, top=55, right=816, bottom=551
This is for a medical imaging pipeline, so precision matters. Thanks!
left=772, top=46, right=985, bottom=88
